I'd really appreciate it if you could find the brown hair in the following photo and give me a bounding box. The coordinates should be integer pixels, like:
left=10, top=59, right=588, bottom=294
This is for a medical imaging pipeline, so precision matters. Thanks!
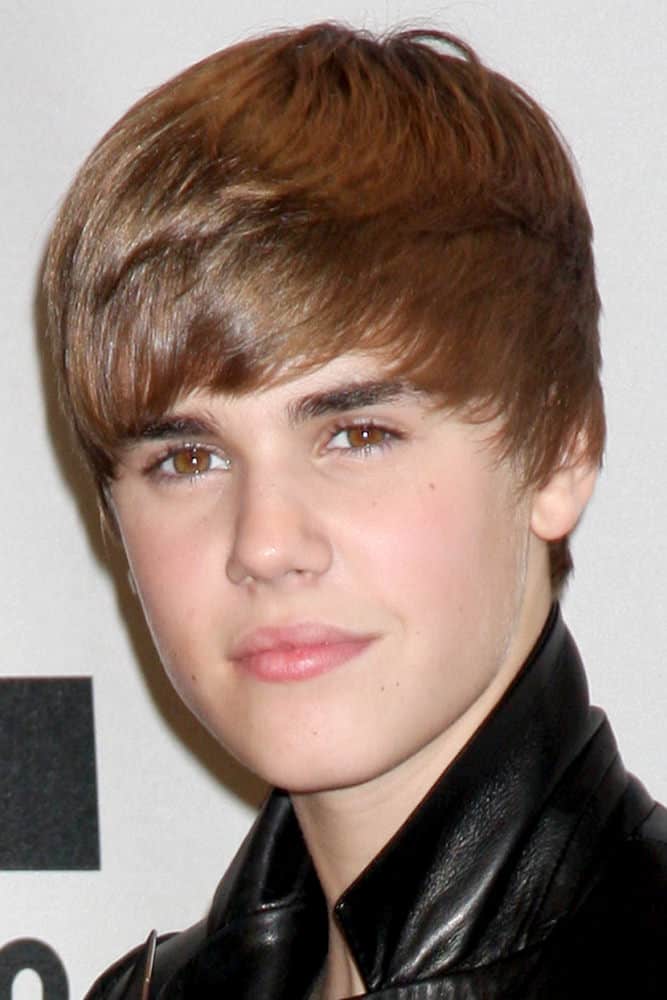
left=43, top=22, right=604, bottom=591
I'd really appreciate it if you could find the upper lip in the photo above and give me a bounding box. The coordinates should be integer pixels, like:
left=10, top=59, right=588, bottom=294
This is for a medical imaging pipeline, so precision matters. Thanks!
left=228, top=623, right=375, bottom=660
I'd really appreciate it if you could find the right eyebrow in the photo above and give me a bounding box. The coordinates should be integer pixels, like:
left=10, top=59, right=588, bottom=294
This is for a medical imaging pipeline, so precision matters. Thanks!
left=121, top=415, right=218, bottom=447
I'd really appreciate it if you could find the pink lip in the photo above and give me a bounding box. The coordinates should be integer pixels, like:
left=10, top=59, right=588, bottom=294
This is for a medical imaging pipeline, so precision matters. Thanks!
left=229, top=624, right=376, bottom=683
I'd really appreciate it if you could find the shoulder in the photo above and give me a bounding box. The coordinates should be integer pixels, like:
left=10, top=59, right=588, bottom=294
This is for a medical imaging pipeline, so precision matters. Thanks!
left=85, top=921, right=207, bottom=999
left=514, top=800, right=667, bottom=999
left=592, top=801, right=667, bottom=906
left=84, top=944, right=146, bottom=1000
left=574, top=799, right=667, bottom=941
left=84, top=792, right=305, bottom=999
left=589, top=801, right=667, bottom=927
left=539, top=801, right=667, bottom=996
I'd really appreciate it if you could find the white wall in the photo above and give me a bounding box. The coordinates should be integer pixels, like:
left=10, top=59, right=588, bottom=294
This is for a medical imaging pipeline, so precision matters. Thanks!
left=2, top=1, right=665, bottom=995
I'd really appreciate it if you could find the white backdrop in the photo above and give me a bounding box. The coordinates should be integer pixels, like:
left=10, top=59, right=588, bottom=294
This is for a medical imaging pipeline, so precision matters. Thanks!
left=2, top=1, right=665, bottom=995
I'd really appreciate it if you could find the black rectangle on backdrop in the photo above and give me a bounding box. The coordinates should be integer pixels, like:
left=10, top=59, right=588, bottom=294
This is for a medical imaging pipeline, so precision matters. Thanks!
left=0, top=677, right=100, bottom=870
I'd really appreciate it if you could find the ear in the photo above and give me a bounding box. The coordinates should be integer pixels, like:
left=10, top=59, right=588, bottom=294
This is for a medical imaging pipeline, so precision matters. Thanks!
left=530, top=457, right=598, bottom=542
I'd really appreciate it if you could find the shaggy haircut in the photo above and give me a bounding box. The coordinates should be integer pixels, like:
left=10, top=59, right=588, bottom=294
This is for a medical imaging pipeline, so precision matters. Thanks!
left=44, top=22, right=604, bottom=592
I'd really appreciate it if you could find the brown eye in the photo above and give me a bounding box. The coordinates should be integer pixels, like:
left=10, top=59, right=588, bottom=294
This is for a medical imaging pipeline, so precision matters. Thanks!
left=345, top=426, right=387, bottom=449
left=151, top=443, right=230, bottom=481
left=326, top=423, right=397, bottom=455
left=171, top=446, right=212, bottom=475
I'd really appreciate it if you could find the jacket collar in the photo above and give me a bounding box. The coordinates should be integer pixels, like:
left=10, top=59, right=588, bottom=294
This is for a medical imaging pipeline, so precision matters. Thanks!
left=333, top=604, right=610, bottom=989
left=179, top=606, right=628, bottom=996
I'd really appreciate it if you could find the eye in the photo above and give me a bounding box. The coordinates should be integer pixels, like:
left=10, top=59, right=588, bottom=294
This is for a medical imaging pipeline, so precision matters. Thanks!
left=155, top=445, right=230, bottom=479
left=327, top=423, right=394, bottom=452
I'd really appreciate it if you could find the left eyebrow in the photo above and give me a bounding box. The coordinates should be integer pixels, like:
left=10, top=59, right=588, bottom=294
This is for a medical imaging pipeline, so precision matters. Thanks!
left=287, top=379, right=422, bottom=426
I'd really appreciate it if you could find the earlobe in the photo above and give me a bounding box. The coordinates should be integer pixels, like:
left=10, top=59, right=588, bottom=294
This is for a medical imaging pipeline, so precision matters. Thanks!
left=530, top=460, right=598, bottom=542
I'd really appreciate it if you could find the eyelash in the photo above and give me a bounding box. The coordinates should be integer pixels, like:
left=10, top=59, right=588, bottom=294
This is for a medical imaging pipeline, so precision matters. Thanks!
left=143, top=419, right=403, bottom=483
left=324, top=419, right=403, bottom=455
left=144, top=444, right=230, bottom=483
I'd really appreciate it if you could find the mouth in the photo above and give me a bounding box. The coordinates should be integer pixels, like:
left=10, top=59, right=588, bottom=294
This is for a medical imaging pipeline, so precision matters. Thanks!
left=228, top=623, right=377, bottom=683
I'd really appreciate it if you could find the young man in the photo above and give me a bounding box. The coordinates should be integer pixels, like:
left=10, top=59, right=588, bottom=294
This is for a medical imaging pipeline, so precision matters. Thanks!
left=44, top=23, right=666, bottom=999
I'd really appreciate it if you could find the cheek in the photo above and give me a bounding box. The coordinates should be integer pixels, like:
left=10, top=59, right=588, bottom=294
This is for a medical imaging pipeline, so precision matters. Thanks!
left=118, top=509, right=220, bottom=667
left=349, top=474, right=490, bottom=590
left=345, top=470, right=526, bottom=634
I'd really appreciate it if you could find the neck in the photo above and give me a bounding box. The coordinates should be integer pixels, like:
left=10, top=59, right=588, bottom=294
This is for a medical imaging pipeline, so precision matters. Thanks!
left=291, top=722, right=477, bottom=901
left=294, top=727, right=482, bottom=997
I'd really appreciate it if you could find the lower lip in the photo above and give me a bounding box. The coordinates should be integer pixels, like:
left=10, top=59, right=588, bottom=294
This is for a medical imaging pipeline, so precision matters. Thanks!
left=233, top=638, right=374, bottom=683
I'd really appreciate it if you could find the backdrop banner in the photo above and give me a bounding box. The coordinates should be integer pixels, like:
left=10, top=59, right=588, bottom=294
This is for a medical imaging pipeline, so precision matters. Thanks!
left=3, top=2, right=666, bottom=996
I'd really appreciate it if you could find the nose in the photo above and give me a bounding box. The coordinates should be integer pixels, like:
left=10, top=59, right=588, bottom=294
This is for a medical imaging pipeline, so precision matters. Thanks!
left=225, top=472, right=333, bottom=586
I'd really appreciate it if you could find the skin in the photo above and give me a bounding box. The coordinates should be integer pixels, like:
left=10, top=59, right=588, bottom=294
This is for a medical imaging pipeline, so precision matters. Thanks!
left=110, top=352, right=596, bottom=999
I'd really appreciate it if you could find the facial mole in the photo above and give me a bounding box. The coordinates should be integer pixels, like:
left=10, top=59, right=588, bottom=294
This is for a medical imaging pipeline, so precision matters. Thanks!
left=428, top=482, right=435, bottom=491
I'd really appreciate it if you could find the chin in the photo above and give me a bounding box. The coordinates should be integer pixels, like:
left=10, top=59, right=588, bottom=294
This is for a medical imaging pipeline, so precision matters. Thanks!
left=225, top=740, right=384, bottom=796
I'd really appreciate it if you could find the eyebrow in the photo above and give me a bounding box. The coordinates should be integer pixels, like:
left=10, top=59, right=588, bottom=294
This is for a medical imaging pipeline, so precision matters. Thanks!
left=286, top=379, right=421, bottom=425
left=127, top=416, right=218, bottom=444
left=123, top=379, right=422, bottom=446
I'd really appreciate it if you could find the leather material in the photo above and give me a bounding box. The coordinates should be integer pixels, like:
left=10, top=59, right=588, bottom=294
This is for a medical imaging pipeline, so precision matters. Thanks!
left=122, top=931, right=156, bottom=1000
left=86, top=607, right=667, bottom=997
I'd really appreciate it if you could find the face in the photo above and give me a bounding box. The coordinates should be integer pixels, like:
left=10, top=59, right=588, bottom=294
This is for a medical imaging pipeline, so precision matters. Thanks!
left=111, top=354, right=553, bottom=794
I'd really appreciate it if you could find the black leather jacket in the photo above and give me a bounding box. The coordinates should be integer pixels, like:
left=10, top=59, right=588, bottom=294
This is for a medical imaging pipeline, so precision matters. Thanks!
left=87, top=607, right=667, bottom=998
